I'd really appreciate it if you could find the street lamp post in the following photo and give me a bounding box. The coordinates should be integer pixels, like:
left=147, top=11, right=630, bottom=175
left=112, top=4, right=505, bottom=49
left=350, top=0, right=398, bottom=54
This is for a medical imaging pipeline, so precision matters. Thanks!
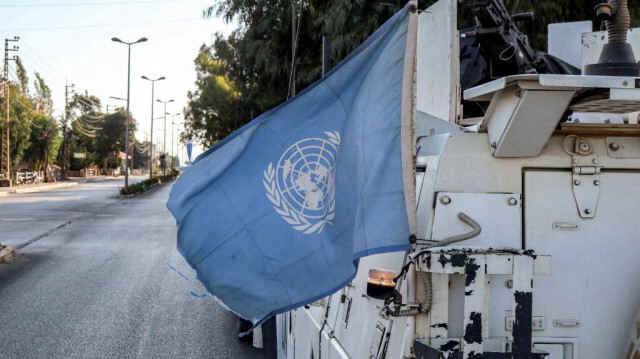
left=156, top=99, right=173, bottom=175
left=141, top=75, right=165, bottom=179
left=111, top=36, right=147, bottom=192
left=167, top=112, right=180, bottom=169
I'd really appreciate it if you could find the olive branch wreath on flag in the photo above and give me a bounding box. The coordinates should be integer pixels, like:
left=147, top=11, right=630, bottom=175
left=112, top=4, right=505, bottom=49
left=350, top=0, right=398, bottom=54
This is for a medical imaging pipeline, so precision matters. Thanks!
left=263, top=131, right=340, bottom=234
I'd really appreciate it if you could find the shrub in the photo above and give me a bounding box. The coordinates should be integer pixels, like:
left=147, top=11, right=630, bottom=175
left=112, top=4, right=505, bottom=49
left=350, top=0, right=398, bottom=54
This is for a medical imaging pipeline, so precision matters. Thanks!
left=119, top=173, right=179, bottom=195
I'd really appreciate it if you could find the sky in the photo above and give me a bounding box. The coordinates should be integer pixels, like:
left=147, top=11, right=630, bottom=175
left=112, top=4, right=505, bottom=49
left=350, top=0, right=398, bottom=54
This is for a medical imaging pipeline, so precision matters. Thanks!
left=0, top=0, right=237, bottom=160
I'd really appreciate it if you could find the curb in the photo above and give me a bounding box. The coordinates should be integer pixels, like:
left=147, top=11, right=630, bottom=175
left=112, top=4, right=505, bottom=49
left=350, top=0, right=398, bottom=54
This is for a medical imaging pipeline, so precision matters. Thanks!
left=0, top=246, right=16, bottom=263
left=119, top=179, right=174, bottom=198
left=0, top=181, right=78, bottom=196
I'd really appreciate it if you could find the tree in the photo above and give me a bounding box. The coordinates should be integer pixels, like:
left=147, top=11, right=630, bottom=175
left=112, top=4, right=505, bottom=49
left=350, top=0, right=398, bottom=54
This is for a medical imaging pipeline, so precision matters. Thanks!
left=71, top=92, right=101, bottom=115
left=206, top=0, right=404, bottom=109
left=68, top=92, right=103, bottom=170
left=22, top=113, right=60, bottom=172
left=183, top=45, right=250, bottom=147
left=188, top=0, right=640, bottom=148
left=1, top=69, right=60, bottom=172
left=185, top=0, right=404, bottom=148
left=21, top=72, right=59, bottom=172
left=15, top=58, right=29, bottom=95
left=95, top=108, right=137, bottom=171
left=0, top=83, right=35, bottom=168
left=33, top=72, right=53, bottom=116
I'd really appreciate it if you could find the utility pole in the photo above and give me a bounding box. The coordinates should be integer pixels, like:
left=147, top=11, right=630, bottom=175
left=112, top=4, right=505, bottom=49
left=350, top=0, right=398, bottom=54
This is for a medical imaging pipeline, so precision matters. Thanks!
left=288, top=1, right=298, bottom=99
left=156, top=99, right=173, bottom=175
left=171, top=119, right=174, bottom=168
left=62, top=83, right=75, bottom=180
left=1, top=36, right=18, bottom=185
left=322, top=36, right=332, bottom=76
left=167, top=112, right=180, bottom=169
left=141, top=75, right=165, bottom=179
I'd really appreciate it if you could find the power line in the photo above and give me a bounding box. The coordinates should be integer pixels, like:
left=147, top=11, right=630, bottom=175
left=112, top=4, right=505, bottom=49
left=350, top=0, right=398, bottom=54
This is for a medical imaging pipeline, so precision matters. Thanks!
left=15, top=57, right=65, bottom=91
left=0, top=17, right=202, bottom=33
left=19, top=41, right=67, bottom=82
left=16, top=55, right=107, bottom=116
left=6, top=72, right=39, bottom=114
left=0, top=0, right=198, bottom=7
left=2, top=37, right=19, bottom=180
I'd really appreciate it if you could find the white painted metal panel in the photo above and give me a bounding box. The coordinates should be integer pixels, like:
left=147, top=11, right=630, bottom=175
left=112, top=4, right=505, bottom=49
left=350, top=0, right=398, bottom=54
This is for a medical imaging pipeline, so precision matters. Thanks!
left=524, top=171, right=640, bottom=358
left=489, top=90, right=575, bottom=157
left=548, top=21, right=593, bottom=68
left=291, top=307, right=322, bottom=359
left=320, top=330, right=330, bottom=358
left=533, top=337, right=578, bottom=359
left=416, top=0, right=459, bottom=123
left=416, top=145, right=445, bottom=239
left=534, top=343, right=564, bottom=359
left=325, top=252, right=407, bottom=359
left=276, top=313, right=289, bottom=359
left=328, top=336, right=350, bottom=359
left=432, top=192, right=522, bottom=248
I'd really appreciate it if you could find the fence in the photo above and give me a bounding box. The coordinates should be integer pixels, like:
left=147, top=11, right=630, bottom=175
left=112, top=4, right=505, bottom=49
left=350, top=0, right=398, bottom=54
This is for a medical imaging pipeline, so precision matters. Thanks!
left=14, top=171, right=42, bottom=185
left=68, top=168, right=97, bottom=177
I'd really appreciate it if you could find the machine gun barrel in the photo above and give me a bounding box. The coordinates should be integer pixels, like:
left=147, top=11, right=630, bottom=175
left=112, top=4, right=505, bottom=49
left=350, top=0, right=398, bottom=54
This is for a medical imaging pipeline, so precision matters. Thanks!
left=462, top=0, right=538, bottom=77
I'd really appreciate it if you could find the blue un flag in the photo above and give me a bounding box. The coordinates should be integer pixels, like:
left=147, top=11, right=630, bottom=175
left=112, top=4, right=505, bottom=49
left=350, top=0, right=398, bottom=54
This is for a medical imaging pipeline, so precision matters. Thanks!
left=167, top=4, right=414, bottom=325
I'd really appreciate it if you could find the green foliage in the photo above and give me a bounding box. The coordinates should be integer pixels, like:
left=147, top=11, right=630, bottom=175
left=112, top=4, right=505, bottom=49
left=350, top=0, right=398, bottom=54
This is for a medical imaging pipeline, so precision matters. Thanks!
left=68, top=118, right=98, bottom=170
left=119, top=174, right=176, bottom=195
left=186, top=0, right=640, bottom=148
left=22, top=113, right=60, bottom=170
left=15, top=58, right=29, bottom=95
left=33, top=72, right=53, bottom=116
left=71, top=92, right=101, bottom=115
left=94, top=109, right=137, bottom=170
left=67, top=93, right=103, bottom=170
left=1, top=62, right=134, bottom=173
left=0, top=75, right=59, bottom=171
left=186, top=0, right=404, bottom=147
left=183, top=45, right=252, bottom=148
left=61, top=96, right=138, bottom=172
left=0, top=83, right=35, bottom=168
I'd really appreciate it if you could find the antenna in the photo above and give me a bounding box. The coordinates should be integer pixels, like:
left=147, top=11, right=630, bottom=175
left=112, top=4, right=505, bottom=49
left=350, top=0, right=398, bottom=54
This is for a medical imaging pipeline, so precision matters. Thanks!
left=584, top=0, right=640, bottom=76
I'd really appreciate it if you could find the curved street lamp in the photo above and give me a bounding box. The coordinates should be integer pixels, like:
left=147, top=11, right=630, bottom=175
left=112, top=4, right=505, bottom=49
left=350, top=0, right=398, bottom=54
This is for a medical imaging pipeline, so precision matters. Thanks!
left=111, top=36, right=147, bottom=192
left=141, top=75, right=165, bottom=179
left=157, top=98, right=174, bottom=175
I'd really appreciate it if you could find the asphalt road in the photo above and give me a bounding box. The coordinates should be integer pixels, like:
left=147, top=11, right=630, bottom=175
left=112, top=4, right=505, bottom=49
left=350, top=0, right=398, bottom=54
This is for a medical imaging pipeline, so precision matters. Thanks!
left=0, top=177, right=263, bottom=359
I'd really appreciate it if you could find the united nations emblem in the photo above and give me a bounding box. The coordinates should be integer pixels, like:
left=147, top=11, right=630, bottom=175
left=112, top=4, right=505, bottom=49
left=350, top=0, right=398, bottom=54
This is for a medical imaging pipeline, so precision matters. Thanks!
left=264, top=131, right=341, bottom=234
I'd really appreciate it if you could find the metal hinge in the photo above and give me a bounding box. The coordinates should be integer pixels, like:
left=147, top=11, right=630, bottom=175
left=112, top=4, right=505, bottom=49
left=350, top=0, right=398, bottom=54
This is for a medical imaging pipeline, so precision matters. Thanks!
left=570, top=138, right=601, bottom=218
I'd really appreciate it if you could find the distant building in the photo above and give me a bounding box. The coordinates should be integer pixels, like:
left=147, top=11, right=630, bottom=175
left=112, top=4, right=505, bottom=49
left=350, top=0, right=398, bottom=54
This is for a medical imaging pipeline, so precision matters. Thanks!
left=116, top=151, right=131, bottom=160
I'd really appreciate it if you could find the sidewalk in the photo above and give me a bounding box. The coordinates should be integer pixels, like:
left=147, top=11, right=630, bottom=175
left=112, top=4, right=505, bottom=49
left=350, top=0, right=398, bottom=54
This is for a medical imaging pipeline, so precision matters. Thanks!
left=0, top=176, right=117, bottom=197
left=0, top=245, right=15, bottom=263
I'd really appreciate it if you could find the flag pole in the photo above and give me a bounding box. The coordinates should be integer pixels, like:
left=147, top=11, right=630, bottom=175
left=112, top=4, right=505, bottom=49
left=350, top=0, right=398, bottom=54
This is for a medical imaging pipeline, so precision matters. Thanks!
left=401, top=0, right=419, bottom=240
left=401, top=1, right=419, bottom=353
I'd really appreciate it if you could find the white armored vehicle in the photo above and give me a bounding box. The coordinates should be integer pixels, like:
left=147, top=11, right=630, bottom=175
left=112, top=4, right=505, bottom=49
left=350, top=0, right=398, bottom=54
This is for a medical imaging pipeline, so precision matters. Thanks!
left=272, top=0, right=640, bottom=358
